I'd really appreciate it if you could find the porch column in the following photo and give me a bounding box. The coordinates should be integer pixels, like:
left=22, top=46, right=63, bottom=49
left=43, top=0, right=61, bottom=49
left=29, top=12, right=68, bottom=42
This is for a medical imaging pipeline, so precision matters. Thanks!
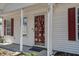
left=47, top=3, right=54, bottom=56
left=20, top=8, right=23, bottom=52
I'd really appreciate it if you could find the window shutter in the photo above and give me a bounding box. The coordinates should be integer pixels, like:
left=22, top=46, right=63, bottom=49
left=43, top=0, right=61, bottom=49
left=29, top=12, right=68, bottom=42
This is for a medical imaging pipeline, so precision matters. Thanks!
left=11, top=18, right=14, bottom=36
left=68, top=7, right=76, bottom=41
left=4, top=19, right=6, bottom=35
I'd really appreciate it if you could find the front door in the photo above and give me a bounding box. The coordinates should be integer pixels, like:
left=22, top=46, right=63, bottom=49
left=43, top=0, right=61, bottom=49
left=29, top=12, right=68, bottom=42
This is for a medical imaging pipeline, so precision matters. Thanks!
left=34, top=15, right=45, bottom=46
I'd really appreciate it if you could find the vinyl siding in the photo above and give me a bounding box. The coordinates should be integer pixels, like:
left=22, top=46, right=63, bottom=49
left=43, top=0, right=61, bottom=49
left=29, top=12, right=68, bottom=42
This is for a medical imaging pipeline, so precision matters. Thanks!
left=53, top=3, right=79, bottom=54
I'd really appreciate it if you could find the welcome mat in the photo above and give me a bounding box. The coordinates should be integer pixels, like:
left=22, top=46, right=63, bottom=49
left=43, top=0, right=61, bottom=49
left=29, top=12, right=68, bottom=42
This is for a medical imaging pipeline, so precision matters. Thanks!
left=29, top=46, right=44, bottom=52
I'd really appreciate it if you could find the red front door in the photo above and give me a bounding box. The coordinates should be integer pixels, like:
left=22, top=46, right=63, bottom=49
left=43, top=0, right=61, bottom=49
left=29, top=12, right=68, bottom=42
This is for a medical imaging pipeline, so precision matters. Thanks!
left=34, top=15, right=45, bottom=46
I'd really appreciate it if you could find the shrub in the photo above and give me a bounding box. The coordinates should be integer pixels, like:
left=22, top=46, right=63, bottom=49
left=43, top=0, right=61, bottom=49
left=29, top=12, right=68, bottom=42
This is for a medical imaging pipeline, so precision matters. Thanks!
left=17, top=52, right=38, bottom=56
left=0, top=36, right=5, bottom=43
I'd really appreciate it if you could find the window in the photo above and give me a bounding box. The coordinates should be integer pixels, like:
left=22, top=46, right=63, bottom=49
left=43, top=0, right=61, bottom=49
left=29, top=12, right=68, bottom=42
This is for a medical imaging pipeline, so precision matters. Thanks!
left=0, top=17, right=2, bottom=36
left=6, top=19, right=11, bottom=35
left=4, top=18, right=14, bottom=36
left=77, top=8, right=79, bottom=40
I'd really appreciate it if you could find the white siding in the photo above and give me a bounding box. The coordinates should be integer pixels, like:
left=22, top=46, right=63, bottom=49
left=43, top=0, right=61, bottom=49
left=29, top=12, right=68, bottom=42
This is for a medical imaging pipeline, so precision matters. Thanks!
left=53, top=3, right=79, bottom=54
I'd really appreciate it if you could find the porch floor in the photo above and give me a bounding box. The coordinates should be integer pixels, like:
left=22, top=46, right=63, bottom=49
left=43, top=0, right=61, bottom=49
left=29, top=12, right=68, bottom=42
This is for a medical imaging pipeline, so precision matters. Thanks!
left=0, top=43, right=47, bottom=56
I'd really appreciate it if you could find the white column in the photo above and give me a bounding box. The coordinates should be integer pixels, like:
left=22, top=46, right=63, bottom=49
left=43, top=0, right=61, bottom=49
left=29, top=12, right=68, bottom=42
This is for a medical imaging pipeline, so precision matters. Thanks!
left=20, top=8, right=23, bottom=52
left=47, top=3, right=54, bottom=56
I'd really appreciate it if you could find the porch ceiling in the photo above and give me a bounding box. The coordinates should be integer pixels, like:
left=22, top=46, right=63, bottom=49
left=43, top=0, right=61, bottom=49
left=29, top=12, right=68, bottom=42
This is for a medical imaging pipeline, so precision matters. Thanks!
left=0, top=3, right=35, bottom=14
left=0, top=3, right=7, bottom=10
left=0, top=3, right=7, bottom=13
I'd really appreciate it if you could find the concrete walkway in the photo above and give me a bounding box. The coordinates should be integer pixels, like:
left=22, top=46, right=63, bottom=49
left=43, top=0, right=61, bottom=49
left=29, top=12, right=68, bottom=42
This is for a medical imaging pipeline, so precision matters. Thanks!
left=0, top=43, right=47, bottom=56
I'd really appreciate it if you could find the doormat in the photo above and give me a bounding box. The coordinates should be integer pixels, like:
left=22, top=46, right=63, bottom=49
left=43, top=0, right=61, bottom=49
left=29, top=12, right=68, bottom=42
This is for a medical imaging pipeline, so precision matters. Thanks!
left=29, top=46, right=44, bottom=52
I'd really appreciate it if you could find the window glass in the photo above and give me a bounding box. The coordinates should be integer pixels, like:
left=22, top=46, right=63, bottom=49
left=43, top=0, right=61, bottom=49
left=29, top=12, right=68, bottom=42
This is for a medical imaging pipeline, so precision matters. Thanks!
left=6, top=18, right=11, bottom=35
left=78, top=8, right=79, bottom=39
left=0, top=17, right=2, bottom=36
